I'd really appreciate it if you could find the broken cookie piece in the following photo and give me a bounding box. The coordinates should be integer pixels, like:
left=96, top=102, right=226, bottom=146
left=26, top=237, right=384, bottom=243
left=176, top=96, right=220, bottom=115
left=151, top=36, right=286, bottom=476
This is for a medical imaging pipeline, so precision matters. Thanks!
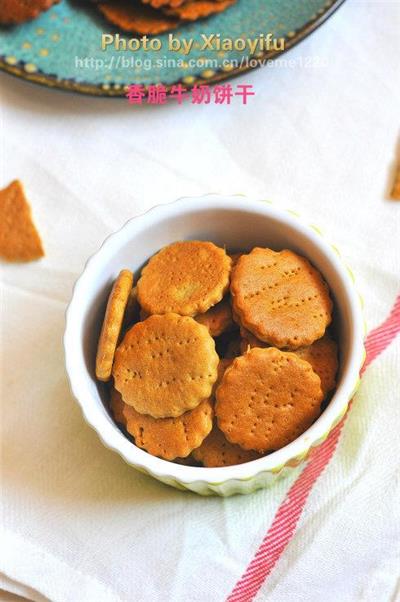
left=0, top=180, right=44, bottom=262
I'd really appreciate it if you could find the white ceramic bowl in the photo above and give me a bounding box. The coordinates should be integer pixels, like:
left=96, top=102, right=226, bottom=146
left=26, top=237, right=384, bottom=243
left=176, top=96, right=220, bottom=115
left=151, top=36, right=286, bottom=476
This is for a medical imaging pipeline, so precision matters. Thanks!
left=64, top=194, right=365, bottom=496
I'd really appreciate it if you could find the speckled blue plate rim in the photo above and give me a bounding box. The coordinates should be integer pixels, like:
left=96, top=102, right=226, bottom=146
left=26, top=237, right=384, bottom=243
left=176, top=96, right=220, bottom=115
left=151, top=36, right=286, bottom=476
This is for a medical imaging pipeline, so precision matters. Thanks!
left=0, top=0, right=346, bottom=97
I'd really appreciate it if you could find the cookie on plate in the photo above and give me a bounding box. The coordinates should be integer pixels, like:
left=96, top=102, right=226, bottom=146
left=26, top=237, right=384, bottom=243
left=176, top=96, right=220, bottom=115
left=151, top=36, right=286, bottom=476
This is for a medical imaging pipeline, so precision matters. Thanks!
left=215, top=347, right=323, bottom=452
left=163, top=0, right=235, bottom=20
left=231, top=248, right=332, bottom=349
left=0, top=0, right=59, bottom=24
left=96, top=269, right=134, bottom=382
left=97, top=0, right=180, bottom=34
left=113, top=313, right=219, bottom=418
left=140, top=0, right=186, bottom=8
left=137, top=241, right=231, bottom=316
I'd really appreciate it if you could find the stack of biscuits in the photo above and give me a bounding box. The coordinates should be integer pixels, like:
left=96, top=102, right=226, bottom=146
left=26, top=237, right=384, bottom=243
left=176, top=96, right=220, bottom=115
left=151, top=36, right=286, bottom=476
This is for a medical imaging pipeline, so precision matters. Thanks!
left=95, top=241, right=339, bottom=468
left=0, top=0, right=235, bottom=33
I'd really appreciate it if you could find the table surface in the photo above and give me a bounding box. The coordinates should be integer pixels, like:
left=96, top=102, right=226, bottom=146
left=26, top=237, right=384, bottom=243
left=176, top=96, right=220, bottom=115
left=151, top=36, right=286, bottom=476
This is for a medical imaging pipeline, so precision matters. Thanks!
left=1, top=1, right=400, bottom=601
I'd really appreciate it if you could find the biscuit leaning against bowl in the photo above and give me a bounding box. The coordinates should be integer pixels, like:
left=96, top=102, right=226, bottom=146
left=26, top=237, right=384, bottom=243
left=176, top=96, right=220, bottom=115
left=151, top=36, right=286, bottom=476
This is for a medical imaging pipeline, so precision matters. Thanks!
left=64, top=194, right=365, bottom=496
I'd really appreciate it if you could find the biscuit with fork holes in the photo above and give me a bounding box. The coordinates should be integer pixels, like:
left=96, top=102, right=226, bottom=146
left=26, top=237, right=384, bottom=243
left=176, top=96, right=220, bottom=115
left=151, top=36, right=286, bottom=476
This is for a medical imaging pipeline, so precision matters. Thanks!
left=231, top=248, right=332, bottom=349
left=113, top=313, right=219, bottom=417
left=137, top=241, right=231, bottom=316
left=215, top=347, right=323, bottom=452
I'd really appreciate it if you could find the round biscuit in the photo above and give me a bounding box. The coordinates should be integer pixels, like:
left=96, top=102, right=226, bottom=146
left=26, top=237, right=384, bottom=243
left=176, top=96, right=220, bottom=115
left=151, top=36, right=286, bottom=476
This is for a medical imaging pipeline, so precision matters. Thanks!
left=231, top=248, right=332, bottom=349
left=215, top=347, right=324, bottom=453
left=113, top=313, right=219, bottom=418
left=137, top=241, right=231, bottom=316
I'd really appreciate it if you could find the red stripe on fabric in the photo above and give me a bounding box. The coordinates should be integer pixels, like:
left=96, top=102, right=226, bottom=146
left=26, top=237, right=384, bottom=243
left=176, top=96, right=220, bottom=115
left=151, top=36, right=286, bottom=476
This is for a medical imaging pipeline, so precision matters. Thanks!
left=227, top=294, right=400, bottom=602
left=362, top=296, right=400, bottom=371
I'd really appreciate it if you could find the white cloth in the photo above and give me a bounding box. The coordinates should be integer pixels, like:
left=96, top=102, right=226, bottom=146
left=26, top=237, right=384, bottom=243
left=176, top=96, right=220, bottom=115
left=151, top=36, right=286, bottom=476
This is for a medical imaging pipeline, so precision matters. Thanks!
left=1, top=0, right=399, bottom=600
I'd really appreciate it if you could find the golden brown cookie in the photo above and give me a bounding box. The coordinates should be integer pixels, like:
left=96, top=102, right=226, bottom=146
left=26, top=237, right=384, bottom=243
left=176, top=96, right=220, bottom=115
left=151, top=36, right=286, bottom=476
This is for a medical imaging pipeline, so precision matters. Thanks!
left=97, top=0, right=180, bottom=34
left=295, top=334, right=338, bottom=396
left=111, top=388, right=213, bottom=460
left=141, top=0, right=185, bottom=8
left=215, top=347, right=323, bottom=452
left=193, top=422, right=261, bottom=467
left=195, top=297, right=235, bottom=337
left=141, top=0, right=228, bottom=8
left=231, top=248, right=332, bottom=349
left=0, top=0, right=59, bottom=24
left=164, top=0, right=235, bottom=19
left=95, top=269, right=134, bottom=382
left=137, top=241, right=231, bottom=316
left=0, top=180, right=44, bottom=262
left=113, top=313, right=219, bottom=418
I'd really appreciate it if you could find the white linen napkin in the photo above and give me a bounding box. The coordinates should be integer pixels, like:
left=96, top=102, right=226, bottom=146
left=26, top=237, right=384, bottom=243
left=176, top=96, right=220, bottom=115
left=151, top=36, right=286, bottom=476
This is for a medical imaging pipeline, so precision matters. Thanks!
left=1, top=0, right=399, bottom=600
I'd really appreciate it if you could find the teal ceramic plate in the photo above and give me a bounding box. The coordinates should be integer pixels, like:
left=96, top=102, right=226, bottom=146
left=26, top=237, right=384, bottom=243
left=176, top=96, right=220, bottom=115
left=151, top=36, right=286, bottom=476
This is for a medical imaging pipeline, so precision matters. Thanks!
left=0, top=0, right=344, bottom=96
